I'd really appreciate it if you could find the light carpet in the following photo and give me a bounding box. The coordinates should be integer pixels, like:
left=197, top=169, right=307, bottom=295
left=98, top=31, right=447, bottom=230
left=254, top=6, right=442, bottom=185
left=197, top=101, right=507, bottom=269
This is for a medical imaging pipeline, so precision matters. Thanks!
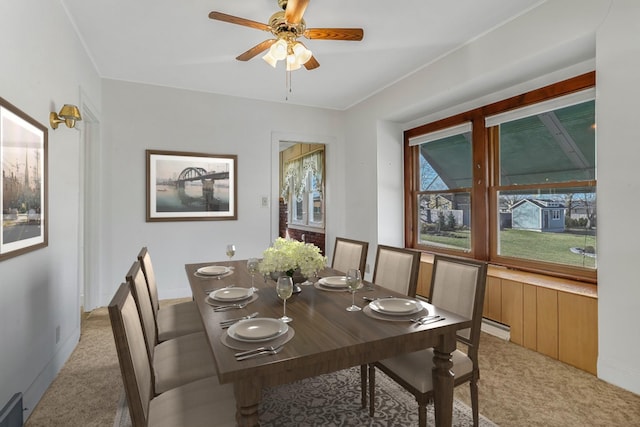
left=114, top=367, right=496, bottom=426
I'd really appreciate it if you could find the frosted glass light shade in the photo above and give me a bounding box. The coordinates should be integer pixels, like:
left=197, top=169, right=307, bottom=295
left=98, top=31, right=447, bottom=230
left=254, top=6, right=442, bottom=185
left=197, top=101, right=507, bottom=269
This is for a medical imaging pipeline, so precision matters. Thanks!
left=262, top=52, right=278, bottom=68
left=270, top=39, right=288, bottom=61
left=292, top=43, right=312, bottom=64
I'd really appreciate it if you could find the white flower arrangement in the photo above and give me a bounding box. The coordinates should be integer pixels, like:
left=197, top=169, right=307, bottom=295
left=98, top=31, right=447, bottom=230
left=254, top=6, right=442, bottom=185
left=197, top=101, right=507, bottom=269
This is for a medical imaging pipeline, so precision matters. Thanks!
left=258, top=237, right=327, bottom=278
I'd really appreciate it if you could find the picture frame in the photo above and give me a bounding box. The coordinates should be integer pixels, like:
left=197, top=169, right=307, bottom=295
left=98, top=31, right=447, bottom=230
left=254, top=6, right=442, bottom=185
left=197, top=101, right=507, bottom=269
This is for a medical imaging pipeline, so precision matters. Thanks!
left=146, top=150, right=237, bottom=222
left=1, top=97, right=48, bottom=261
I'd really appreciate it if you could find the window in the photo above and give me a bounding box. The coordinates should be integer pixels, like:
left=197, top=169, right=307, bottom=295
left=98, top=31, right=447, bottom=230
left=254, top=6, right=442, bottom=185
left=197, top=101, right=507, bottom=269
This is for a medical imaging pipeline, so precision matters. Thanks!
left=410, top=123, right=472, bottom=252
left=282, top=149, right=324, bottom=229
left=404, top=73, right=596, bottom=281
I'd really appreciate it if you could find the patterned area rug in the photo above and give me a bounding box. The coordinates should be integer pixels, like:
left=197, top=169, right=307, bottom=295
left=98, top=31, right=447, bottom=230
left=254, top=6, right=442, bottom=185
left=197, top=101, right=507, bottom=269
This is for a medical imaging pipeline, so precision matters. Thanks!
left=114, top=367, right=497, bottom=427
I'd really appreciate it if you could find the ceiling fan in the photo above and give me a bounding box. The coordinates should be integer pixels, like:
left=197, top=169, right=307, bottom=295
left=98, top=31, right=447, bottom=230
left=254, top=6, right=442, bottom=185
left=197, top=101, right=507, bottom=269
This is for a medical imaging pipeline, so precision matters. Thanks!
left=209, top=0, right=364, bottom=71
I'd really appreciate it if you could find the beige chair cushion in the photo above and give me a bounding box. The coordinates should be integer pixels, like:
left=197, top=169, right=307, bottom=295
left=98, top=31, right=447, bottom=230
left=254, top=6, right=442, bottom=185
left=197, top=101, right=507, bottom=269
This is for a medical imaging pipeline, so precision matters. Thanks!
left=129, top=262, right=159, bottom=359
left=139, top=247, right=204, bottom=341
left=333, top=240, right=366, bottom=274
left=430, top=260, right=479, bottom=341
left=153, top=331, right=217, bottom=394
left=119, top=287, right=154, bottom=421
left=373, top=249, right=416, bottom=295
left=378, top=348, right=473, bottom=394
left=157, top=301, right=203, bottom=342
left=148, top=376, right=236, bottom=427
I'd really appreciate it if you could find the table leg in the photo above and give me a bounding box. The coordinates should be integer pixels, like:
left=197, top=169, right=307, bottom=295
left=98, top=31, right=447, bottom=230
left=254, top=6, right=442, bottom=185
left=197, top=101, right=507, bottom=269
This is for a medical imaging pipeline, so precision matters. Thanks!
left=234, top=378, right=262, bottom=427
left=432, top=335, right=456, bottom=427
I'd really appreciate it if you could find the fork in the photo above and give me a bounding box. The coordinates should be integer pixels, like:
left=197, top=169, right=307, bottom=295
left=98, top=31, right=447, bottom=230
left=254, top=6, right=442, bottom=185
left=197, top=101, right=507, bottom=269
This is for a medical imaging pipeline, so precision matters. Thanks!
left=234, top=345, right=279, bottom=357
left=235, top=346, right=284, bottom=361
left=220, top=312, right=259, bottom=328
left=213, top=303, right=248, bottom=312
left=204, top=284, right=235, bottom=294
left=410, top=315, right=439, bottom=323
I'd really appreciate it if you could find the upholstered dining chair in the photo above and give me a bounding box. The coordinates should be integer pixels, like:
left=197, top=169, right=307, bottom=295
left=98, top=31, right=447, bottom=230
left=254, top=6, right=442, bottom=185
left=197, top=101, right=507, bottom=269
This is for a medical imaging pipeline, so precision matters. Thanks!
left=371, top=244, right=421, bottom=296
left=137, top=247, right=204, bottom=341
left=109, top=282, right=236, bottom=427
left=359, top=244, right=421, bottom=407
left=331, top=237, right=369, bottom=275
left=126, top=261, right=217, bottom=394
left=368, top=255, right=488, bottom=427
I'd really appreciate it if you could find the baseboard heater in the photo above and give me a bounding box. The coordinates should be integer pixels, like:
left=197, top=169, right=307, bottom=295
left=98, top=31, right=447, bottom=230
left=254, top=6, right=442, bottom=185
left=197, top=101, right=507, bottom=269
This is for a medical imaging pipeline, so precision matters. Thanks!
left=481, top=318, right=511, bottom=341
left=0, top=393, right=23, bottom=427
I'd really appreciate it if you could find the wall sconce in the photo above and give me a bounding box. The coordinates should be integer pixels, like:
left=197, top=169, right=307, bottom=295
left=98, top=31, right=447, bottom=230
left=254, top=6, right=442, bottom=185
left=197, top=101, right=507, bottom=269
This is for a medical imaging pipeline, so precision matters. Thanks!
left=50, top=104, right=82, bottom=129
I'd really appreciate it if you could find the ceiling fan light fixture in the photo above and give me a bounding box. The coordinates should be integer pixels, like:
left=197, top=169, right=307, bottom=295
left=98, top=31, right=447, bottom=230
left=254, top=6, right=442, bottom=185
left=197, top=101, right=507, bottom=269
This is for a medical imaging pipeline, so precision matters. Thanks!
left=209, top=5, right=364, bottom=72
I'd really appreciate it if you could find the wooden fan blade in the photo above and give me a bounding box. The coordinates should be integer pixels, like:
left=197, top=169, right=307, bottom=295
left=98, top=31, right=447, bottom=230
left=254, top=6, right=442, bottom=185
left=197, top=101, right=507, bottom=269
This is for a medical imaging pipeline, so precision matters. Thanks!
left=209, top=11, right=271, bottom=32
left=284, top=0, right=309, bottom=25
left=304, top=28, right=364, bottom=41
left=303, top=55, right=320, bottom=70
left=236, top=39, right=277, bottom=61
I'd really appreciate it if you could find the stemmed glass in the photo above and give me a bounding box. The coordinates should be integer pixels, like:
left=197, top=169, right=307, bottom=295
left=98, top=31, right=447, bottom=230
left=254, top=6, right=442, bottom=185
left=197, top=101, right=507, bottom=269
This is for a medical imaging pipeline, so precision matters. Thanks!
left=225, top=244, right=235, bottom=266
left=246, top=258, right=260, bottom=292
left=345, top=268, right=362, bottom=312
left=276, top=276, right=293, bottom=323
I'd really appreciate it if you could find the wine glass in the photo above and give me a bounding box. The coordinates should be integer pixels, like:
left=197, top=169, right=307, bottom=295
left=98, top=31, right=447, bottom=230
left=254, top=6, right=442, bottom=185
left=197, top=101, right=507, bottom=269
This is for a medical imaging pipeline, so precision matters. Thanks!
left=345, top=268, right=362, bottom=312
left=246, top=258, right=260, bottom=292
left=276, top=276, right=293, bottom=323
left=225, top=244, right=235, bottom=266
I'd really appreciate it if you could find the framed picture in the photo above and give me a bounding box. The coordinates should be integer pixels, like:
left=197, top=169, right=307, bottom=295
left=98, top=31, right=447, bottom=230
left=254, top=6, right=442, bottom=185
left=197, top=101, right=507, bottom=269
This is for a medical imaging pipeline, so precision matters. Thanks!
left=1, top=97, right=48, bottom=261
left=146, top=150, right=237, bottom=221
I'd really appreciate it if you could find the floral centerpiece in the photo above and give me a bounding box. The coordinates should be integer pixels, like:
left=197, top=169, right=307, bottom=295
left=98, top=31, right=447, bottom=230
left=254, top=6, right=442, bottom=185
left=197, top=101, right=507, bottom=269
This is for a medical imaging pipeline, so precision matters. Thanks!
left=259, top=237, right=326, bottom=279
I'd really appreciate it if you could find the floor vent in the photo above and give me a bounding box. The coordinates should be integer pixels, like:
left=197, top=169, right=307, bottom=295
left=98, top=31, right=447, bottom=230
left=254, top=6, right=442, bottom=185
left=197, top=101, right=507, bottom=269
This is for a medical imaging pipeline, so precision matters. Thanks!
left=0, top=393, right=23, bottom=427
left=481, top=318, right=511, bottom=341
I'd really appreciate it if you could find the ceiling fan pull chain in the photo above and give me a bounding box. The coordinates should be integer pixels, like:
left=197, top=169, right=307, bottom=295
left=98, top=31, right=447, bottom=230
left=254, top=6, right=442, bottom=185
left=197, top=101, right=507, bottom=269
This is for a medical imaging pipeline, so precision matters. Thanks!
left=285, top=68, right=293, bottom=101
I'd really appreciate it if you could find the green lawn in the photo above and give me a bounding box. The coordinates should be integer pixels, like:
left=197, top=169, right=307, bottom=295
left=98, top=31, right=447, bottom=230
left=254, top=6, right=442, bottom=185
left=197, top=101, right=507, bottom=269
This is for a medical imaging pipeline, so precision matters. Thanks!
left=420, top=228, right=596, bottom=268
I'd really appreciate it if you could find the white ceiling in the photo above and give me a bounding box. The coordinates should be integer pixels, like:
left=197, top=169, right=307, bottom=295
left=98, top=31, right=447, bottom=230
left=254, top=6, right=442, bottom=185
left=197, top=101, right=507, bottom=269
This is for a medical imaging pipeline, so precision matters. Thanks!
left=61, top=0, right=544, bottom=111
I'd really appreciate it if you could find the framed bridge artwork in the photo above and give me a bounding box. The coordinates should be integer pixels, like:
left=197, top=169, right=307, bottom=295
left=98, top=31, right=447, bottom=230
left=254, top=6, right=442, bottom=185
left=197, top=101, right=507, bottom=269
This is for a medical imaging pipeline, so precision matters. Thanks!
left=146, top=150, right=237, bottom=221
left=0, top=97, right=48, bottom=262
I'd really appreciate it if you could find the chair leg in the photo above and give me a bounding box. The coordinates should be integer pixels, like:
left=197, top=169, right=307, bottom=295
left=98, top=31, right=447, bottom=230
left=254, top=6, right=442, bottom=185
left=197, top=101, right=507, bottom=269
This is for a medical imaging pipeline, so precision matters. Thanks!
left=470, top=379, right=479, bottom=427
left=368, top=364, right=376, bottom=417
left=360, top=364, right=367, bottom=409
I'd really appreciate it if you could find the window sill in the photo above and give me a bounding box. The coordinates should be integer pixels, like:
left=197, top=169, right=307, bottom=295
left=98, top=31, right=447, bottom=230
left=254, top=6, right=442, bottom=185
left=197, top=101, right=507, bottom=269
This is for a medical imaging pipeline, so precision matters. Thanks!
left=287, top=224, right=325, bottom=233
left=419, top=253, right=597, bottom=299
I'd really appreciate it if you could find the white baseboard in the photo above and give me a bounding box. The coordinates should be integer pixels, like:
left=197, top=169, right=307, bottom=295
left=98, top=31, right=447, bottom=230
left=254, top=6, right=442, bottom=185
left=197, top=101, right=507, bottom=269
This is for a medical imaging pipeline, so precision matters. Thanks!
left=481, top=318, right=510, bottom=341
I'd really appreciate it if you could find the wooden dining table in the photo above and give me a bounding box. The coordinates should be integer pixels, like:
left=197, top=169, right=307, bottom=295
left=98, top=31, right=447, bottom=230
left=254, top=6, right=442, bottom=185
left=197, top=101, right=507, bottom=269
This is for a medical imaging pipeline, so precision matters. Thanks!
left=185, top=259, right=471, bottom=427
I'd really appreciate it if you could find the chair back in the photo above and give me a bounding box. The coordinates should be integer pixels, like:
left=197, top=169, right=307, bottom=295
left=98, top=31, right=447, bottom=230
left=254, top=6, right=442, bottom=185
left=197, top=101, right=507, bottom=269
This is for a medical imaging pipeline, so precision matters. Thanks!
left=372, top=245, right=421, bottom=297
left=332, top=237, right=369, bottom=275
left=429, top=255, right=487, bottom=351
left=109, top=282, right=153, bottom=427
left=137, top=247, right=160, bottom=319
left=126, top=261, right=158, bottom=362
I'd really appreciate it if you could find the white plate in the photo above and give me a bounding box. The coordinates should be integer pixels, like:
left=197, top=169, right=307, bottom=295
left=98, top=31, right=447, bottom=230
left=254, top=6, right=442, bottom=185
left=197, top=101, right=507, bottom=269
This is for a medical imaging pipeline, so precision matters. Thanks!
left=369, top=298, right=423, bottom=315
left=197, top=266, right=230, bottom=276
left=210, top=287, right=253, bottom=302
left=227, top=318, right=289, bottom=342
left=318, top=276, right=348, bottom=288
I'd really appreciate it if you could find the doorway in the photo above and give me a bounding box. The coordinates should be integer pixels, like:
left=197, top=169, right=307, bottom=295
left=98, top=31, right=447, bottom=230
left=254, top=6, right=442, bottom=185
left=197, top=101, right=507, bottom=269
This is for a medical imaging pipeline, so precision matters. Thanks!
left=270, top=131, right=332, bottom=255
left=279, top=142, right=325, bottom=254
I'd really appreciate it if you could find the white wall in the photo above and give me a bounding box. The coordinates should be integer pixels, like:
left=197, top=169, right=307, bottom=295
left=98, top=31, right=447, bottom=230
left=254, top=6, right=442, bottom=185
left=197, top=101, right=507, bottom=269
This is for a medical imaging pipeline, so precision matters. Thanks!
left=0, top=0, right=101, bottom=417
left=344, top=0, right=640, bottom=394
left=98, top=80, right=345, bottom=305
left=595, top=0, right=640, bottom=395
